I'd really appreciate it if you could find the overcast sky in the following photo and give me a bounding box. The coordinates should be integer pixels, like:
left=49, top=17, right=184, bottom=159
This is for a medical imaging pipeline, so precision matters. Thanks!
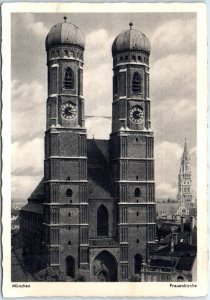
left=11, top=12, right=197, bottom=202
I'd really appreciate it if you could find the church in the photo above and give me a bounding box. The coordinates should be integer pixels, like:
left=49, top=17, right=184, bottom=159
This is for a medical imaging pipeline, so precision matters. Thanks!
left=20, top=18, right=156, bottom=282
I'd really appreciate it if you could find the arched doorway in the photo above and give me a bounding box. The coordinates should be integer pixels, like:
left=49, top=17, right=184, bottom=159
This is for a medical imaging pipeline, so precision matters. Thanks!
left=177, top=275, right=185, bottom=282
left=66, top=256, right=75, bottom=278
left=92, top=251, right=118, bottom=282
left=134, top=253, right=143, bottom=274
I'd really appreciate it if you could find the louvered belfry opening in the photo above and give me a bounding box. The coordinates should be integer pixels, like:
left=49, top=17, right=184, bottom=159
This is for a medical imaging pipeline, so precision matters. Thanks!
left=64, top=67, right=74, bottom=89
left=132, top=72, right=141, bottom=93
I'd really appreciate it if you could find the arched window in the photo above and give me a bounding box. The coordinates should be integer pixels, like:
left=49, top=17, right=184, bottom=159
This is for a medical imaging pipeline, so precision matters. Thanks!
left=135, top=188, right=141, bottom=197
left=134, top=254, right=143, bottom=274
left=97, top=205, right=108, bottom=236
left=132, top=72, right=141, bottom=93
left=66, top=189, right=72, bottom=197
left=66, top=256, right=75, bottom=278
left=64, top=67, right=74, bottom=89
left=136, top=239, right=139, bottom=243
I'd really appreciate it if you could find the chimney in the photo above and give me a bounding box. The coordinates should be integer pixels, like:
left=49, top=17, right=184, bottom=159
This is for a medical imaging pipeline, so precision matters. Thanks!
left=174, top=233, right=178, bottom=245
left=190, top=216, right=195, bottom=230
left=181, top=216, right=185, bottom=233
left=170, top=234, right=174, bottom=253
left=189, top=216, right=195, bottom=245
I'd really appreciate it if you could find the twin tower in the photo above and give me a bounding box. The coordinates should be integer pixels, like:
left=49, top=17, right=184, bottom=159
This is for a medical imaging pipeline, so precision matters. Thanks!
left=22, top=18, right=156, bottom=282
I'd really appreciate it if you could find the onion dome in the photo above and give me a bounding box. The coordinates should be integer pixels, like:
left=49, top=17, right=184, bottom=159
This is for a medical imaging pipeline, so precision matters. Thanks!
left=112, top=22, right=151, bottom=55
left=46, top=17, right=85, bottom=49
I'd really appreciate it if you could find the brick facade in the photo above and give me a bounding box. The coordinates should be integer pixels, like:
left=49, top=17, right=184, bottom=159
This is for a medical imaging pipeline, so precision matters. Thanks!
left=20, top=20, right=156, bottom=281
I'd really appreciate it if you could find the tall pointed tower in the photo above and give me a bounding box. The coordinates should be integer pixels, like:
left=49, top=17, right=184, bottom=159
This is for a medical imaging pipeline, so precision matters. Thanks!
left=43, top=18, right=89, bottom=275
left=176, top=139, right=194, bottom=217
left=110, top=23, right=156, bottom=281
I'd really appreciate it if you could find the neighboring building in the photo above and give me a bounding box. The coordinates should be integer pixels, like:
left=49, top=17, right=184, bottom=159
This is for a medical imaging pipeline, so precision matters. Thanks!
left=176, top=139, right=195, bottom=218
left=143, top=216, right=197, bottom=282
left=20, top=19, right=156, bottom=281
left=142, top=242, right=197, bottom=282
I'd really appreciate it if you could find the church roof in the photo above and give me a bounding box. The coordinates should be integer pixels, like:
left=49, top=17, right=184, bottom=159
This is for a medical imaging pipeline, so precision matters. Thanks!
left=46, top=19, right=85, bottom=49
left=21, top=203, right=43, bottom=214
left=112, top=23, right=151, bottom=55
left=29, top=178, right=45, bottom=202
left=153, top=243, right=196, bottom=257
left=87, top=139, right=115, bottom=200
left=176, top=255, right=196, bottom=271
left=26, top=140, right=115, bottom=203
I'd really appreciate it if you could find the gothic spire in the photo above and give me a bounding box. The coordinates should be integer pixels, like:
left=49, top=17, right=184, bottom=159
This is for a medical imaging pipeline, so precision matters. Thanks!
left=184, top=138, right=188, bottom=153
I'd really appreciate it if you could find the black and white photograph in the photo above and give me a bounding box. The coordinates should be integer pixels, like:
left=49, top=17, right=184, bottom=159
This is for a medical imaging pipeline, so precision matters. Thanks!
left=2, top=2, right=208, bottom=297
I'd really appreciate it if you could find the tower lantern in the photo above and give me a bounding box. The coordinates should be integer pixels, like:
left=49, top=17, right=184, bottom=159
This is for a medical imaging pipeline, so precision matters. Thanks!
left=111, top=23, right=151, bottom=132
left=45, top=18, right=85, bottom=129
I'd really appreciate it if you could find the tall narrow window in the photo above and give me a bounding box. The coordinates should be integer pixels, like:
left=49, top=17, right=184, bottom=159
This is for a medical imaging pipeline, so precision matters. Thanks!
left=64, top=67, right=74, bottom=89
left=132, top=72, right=141, bottom=93
left=113, top=75, right=118, bottom=95
left=97, top=205, right=108, bottom=236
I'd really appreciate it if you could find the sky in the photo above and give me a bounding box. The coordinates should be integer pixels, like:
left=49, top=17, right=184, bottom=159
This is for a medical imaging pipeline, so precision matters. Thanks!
left=11, top=12, right=197, bottom=203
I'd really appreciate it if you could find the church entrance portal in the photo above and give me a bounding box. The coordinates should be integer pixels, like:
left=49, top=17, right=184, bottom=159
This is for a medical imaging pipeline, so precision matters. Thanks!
left=65, top=256, right=75, bottom=278
left=92, top=251, right=118, bottom=282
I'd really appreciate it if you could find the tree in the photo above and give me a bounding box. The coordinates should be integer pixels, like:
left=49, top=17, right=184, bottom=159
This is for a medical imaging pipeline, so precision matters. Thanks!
left=128, top=274, right=141, bottom=282
left=33, top=267, right=68, bottom=282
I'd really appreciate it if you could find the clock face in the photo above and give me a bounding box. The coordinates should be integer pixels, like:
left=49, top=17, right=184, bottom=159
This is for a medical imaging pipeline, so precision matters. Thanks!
left=129, top=106, right=144, bottom=123
left=61, top=102, right=77, bottom=120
